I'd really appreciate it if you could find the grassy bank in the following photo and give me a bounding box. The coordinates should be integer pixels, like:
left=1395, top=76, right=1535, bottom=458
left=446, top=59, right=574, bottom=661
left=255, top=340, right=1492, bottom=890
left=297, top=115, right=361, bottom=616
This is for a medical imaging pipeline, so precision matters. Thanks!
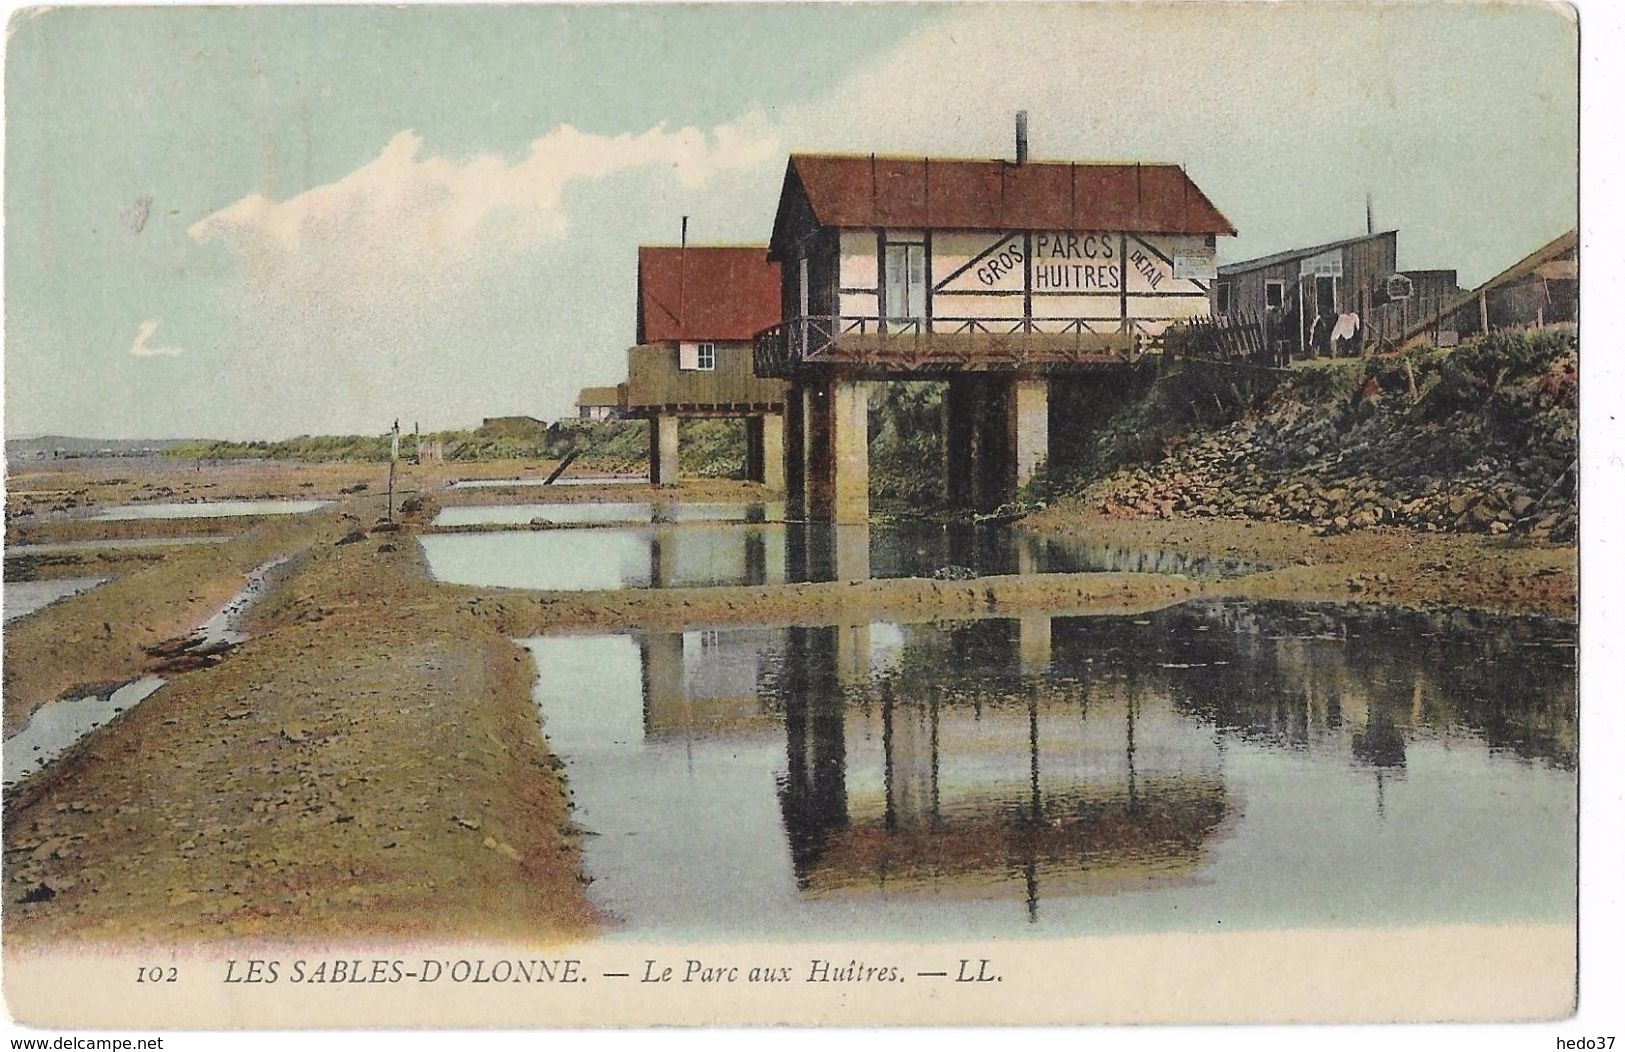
left=160, top=417, right=756, bottom=479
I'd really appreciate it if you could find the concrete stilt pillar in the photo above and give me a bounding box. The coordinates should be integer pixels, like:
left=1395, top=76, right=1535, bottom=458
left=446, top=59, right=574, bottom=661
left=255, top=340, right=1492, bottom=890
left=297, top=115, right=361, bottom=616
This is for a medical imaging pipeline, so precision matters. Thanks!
left=807, top=380, right=871, bottom=525
left=944, top=376, right=979, bottom=510
left=946, top=376, right=1048, bottom=512
left=746, top=412, right=786, bottom=490
left=759, top=412, right=784, bottom=491
left=1007, top=378, right=1050, bottom=492
left=946, top=375, right=1004, bottom=511
left=784, top=387, right=808, bottom=519
left=649, top=414, right=679, bottom=487
left=831, top=524, right=871, bottom=582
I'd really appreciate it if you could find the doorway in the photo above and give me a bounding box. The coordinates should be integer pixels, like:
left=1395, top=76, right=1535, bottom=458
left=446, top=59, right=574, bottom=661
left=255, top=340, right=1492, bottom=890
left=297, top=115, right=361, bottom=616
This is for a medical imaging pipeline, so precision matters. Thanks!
left=884, top=241, right=926, bottom=331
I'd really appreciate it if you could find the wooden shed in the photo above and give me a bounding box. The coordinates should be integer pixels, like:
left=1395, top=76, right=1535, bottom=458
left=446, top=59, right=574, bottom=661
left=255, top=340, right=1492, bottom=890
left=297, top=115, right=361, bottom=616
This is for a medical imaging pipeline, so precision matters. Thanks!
left=574, top=386, right=625, bottom=422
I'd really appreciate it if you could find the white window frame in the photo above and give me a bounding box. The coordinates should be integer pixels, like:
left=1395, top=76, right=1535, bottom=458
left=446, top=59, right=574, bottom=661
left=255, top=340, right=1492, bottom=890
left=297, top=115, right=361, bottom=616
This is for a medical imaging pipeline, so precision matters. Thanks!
left=695, top=342, right=716, bottom=371
left=1216, top=281, right=1232, bottom=315
left=1265, top=280, right=1285, bottom=310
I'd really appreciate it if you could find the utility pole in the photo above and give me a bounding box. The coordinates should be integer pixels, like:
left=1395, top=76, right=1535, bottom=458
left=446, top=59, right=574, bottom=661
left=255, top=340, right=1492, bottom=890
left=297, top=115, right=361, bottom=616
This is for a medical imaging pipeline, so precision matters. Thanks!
left=388, top=418, right=400, bottom=521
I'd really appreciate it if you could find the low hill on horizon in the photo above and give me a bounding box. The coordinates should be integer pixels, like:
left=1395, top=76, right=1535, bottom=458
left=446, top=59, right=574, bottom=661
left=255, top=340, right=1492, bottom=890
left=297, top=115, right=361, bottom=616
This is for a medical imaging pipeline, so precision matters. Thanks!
left=6, top=435, right=193, bottom=457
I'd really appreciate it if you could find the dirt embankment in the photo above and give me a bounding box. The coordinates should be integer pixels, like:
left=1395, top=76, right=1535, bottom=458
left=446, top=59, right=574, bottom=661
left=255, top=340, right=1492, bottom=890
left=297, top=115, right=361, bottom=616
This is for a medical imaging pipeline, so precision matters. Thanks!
left=2, top=510, right=353, bottom=737
left=5, top=541, right=226, bottom=584
left=458, top=571, right=1204, bottom=639
left=3, top=526, right=594, bottom=946
left=431, top=477, right=773, bottom=510
left=5, top=460, right=397, bottom=522
left=1025, top=506, right=1575, bottom=620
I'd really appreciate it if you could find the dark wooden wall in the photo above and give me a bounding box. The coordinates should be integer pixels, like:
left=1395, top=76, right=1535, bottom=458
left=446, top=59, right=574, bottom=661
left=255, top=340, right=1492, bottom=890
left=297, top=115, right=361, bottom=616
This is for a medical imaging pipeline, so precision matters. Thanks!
left=625, top=341, right=786, bottom=410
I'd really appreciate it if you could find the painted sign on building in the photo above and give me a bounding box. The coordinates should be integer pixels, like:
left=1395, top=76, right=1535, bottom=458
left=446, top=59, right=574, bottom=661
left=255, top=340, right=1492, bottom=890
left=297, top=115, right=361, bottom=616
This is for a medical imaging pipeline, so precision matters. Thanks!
left=1171, top=238, right=1217, bottom=280
left=1030, top=232, right=1122, bottom=292
left=935, top=232, right=1126, bottom=295
left=836, top=228, right=1212, bottom=336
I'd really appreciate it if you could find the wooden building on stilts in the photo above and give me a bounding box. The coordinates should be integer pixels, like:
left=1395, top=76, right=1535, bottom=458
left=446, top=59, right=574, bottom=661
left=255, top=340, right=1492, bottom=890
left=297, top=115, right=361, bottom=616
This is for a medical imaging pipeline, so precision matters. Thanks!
left=754, top=115, right=1236, bottom=523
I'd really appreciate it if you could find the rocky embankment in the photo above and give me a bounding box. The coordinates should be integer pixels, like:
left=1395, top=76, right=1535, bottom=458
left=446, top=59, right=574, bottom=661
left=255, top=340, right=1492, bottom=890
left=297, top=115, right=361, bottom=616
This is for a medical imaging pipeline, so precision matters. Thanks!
left=1080, top=330, right=1577, bottom=541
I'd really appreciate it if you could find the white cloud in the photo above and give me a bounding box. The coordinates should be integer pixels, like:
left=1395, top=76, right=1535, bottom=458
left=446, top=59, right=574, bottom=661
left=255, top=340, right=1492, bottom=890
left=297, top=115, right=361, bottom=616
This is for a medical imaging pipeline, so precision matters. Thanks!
left=129, top=319, right=185, bottom=358
left=775, top=4, right=1576, bottom=281
left=188, top=119, right=780, bottom=303
left=173, top=117, right=782, bottom=435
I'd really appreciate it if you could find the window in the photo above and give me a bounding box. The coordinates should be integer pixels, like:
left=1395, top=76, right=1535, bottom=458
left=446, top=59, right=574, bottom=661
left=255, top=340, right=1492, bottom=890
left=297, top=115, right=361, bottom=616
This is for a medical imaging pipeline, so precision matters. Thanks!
left=1216, top=281, right=1232, bottom=315
left=680, top=342, right=716, bottom=371
left=1265, top=280, right=1285, bottom=310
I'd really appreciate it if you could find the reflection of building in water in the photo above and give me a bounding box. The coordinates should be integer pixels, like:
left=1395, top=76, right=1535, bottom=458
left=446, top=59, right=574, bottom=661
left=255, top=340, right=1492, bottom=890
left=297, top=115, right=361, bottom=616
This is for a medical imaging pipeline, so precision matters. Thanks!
left=784, top=523, right=871, bottom=583
left=638, top=620, right=888, bottom=743
left=639, top=628, right=785, bottom=740
left=645, top=526, right=785, bottom=589
left=620, top=519, right=1265, bottom=592
left=771, top=621, right=1230, bottom=919
left=1138, top=599, right=1576, bottom=770
left=634, top=602, right=1574, bottom=917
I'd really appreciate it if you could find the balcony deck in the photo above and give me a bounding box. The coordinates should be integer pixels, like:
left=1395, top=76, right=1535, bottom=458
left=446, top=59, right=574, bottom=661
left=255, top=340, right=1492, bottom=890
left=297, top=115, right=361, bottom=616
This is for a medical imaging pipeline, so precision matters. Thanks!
left=754, top=316, right=1147, bottom=379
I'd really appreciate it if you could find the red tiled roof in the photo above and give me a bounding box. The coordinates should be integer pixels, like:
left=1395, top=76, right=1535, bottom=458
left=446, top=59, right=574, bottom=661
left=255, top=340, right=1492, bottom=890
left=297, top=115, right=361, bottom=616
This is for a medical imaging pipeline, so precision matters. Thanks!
left=770, top=154, right=1235, bottom=256
left=637, top=246, right=781, bottom=344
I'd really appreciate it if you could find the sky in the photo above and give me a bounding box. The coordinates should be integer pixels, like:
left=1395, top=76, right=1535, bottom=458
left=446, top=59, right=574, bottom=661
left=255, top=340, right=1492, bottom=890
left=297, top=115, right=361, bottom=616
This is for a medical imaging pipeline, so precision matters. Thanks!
left=2, top=2, right=1578, bottom=440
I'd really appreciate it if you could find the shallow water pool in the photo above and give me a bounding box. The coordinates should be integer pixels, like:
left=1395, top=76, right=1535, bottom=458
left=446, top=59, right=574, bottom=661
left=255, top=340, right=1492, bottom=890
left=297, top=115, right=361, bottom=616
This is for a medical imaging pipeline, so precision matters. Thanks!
left=90, top=499, right=330, bottom=521
left=524, top=599, right=1575, bottom=942
left=421, top=520, right=1261, bottom=592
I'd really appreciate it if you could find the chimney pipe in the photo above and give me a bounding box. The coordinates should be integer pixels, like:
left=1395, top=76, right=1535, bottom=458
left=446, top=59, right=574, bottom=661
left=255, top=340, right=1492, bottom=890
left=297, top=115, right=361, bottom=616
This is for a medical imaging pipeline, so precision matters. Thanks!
left=678, top=216, right=688, bottom=330
left=1015, top=111, right=1029, bottom=165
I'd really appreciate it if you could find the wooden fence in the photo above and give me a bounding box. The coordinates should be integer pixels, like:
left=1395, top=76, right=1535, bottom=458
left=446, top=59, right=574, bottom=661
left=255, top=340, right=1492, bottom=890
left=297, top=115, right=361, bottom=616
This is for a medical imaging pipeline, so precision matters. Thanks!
left=1164, top=312, right=1283, bottom=367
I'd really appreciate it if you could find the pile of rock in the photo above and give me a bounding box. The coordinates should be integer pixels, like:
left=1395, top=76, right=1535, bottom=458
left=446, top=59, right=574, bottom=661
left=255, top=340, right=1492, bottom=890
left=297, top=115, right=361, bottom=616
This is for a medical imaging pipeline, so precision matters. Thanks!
left=1086, top=338, right=1577, bottom=542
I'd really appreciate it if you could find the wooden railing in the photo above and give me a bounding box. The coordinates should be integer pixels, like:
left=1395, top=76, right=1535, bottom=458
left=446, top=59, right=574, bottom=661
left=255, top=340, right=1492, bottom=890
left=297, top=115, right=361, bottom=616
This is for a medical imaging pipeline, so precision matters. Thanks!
left=754, top=315, right=1145, bottom=377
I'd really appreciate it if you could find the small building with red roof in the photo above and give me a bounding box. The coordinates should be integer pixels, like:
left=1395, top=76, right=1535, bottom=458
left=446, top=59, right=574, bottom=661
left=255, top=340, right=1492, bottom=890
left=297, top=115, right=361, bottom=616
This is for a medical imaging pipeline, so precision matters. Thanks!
left=623, top=244, right=788, bottom=486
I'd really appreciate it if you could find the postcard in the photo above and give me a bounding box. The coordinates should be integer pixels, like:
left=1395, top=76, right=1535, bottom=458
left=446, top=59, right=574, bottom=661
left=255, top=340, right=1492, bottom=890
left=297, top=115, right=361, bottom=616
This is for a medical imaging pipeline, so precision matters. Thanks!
left=1, top=0, right=1585, bottom=1034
